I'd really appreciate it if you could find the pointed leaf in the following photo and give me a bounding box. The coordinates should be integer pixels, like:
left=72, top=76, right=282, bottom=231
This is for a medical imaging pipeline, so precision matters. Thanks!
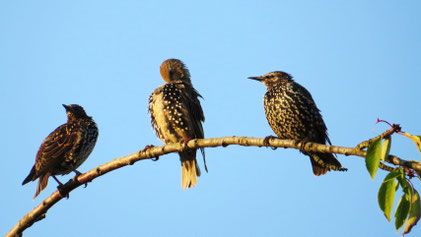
left=403, top=132, right=421, bottom=155
left=380, top=136, right=391, bottom=162
left=383, top=168, right=402, bottom=183
left=397, top=174, right=413, bottom=197
left=366, top=137, right=382, bottom=180
left=396, top=175, right=418, bottom=234
left=378, top=172, right=398, bottom=222
left=403, top=190, right=421, bottom=234
left=395, top=193, right=411, bottom=232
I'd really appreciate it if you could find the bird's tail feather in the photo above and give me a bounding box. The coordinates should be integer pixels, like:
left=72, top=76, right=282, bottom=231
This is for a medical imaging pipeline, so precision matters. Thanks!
left=310, top=152, right=347, bottom=176
left=180, top=150, right=200, bottom=189
left=200, top=147, right=208, bottom=173
left=22, top=166, right=37, bottom=185
left=33, top=172, right=49, bottom=199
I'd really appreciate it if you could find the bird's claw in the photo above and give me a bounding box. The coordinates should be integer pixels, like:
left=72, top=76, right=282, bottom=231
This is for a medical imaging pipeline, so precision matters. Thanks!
left=73, top=170, right=87, bottom=188
left=298, top=137, right=311, bottom=152
left=263, top=135, right=278, bottom=150
left=142, top=144, right=155, bottom=152
left=52, top=176, right=70, bottom=198
left=57, top=184, right=70, bottom=199
left=181, top=139, right=192, bottom=150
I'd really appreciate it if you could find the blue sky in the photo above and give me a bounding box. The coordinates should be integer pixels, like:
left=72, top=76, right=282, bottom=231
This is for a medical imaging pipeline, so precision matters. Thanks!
left=1, top=1, right=421, bottom=236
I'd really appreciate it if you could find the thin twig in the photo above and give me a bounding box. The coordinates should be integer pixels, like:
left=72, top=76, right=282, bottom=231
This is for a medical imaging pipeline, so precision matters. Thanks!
left=355, top=124, right=401, bottom=150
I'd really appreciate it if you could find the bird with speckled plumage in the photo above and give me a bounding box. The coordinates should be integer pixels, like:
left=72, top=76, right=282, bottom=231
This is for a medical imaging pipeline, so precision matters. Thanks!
left=149, top=59, right=206, bottom=189
left=22, top=104, right=98, bottom=199
left=249, top=71, right=347, bottom=175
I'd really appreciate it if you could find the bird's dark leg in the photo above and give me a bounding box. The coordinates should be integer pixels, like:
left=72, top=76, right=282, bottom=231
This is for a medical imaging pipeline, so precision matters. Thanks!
left=52, top=176, right=69, bottom=199
left=263, top=135, right=278, bottom=150
left=73, top=170, right=87, bottom=188
left=298, top=137, right=311, bottom=154
left=142, top=144, right=159, bottom=161
left=73, top=170, right=82, bottom=176
left=52, top=175, right=64, bottom=186
left=179, top=139, right=194, bottom=151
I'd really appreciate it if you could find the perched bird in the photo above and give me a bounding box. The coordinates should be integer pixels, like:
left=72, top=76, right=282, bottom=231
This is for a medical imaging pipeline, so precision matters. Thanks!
left=22, top=104, right=98, bottom=199
left=249, top=71, right=346, bottom=175
left=149, top=58, right=206, bottom=189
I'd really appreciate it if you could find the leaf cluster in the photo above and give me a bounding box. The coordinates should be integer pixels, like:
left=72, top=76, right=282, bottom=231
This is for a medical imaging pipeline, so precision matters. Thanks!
left=366, top=132, right=421, bottom=235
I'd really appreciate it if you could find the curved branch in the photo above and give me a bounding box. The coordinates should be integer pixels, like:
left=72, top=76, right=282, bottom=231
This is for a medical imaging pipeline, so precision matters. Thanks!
left=6, top=136, right=421, bottom=237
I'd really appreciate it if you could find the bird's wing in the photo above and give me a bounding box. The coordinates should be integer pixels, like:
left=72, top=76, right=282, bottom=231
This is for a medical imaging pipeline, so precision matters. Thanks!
left=148, top=86, right=163, bottom=137
left=179, top=83, right=207, bottom=170
left=179, top=83, right=205, bottom=139
left=34, top=123, right=78, bottom=173
left=290, top=82, right=331, bottom=144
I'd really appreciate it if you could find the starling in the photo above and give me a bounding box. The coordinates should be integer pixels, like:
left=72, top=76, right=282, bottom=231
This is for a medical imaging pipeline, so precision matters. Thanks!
left=22, top=104, right=98, bottom=199
left=149, top=58, right=206, bottom=189
left=249, top=71, right=346, bottom=175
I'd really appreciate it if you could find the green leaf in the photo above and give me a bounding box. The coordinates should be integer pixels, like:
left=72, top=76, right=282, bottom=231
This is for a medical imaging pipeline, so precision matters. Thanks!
left=403, top=189, right=421, bottom=234
left=380, top=136, right=391, bottom=162
left=378, top=172, right=398, bottom=222
left=393, top=171, right=416, bottom=232
left=397, top=174, right=412, bottom=196
left=395, top=193, right=411, bottom=231
left=366, top=137, right=382, bottom=180
left=383, top=168, right=402, bottom=183
left=403, top=132, right=421, bottom=155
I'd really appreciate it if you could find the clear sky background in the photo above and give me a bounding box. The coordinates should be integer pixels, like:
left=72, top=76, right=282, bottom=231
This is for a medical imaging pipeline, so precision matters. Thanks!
left=1, top=1, right=421, bottom=236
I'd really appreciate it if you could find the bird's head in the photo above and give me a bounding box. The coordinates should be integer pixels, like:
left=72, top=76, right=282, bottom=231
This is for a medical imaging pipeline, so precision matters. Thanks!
left=248, top=71, right=293, bottom=88
left=160, top=58, right=191, bottom=84
left=63, top=104, right=88, bottom=121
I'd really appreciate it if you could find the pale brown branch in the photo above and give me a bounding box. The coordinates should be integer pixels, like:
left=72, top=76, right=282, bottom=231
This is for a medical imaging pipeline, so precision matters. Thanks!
left=6, top=135, right=421, bottom=237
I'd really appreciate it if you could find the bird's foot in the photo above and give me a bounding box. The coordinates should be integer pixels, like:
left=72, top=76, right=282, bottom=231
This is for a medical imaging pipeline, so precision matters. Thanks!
left=142, top=144, right=155, bottom=151
left=73, top=170, right=83, bottom=177
left=263, top=135, right=278, bottom=150
left=181, top=139, right=192, bottom=150
left=53, top=176, right=69, bottom=199
left=57, top=185, right=70, bottom=199
left=142, top=144, right=159, bottom=161
left=73, top=170, right=87, bottom=188
left=298, top=137, right=311, bottom=153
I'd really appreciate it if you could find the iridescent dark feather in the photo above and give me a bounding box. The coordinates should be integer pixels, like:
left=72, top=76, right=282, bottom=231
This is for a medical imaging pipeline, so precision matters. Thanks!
left=149, top=59, right=206, bottom=189
left=22, top=104, right=98, bottom=199
left=249, top=71, right=346, bottom=175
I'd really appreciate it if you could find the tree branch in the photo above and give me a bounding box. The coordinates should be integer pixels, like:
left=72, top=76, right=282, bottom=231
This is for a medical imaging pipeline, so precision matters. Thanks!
left=6, top=135, right=421, bottom=237
left=355, top=124, right=401, bottom=150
